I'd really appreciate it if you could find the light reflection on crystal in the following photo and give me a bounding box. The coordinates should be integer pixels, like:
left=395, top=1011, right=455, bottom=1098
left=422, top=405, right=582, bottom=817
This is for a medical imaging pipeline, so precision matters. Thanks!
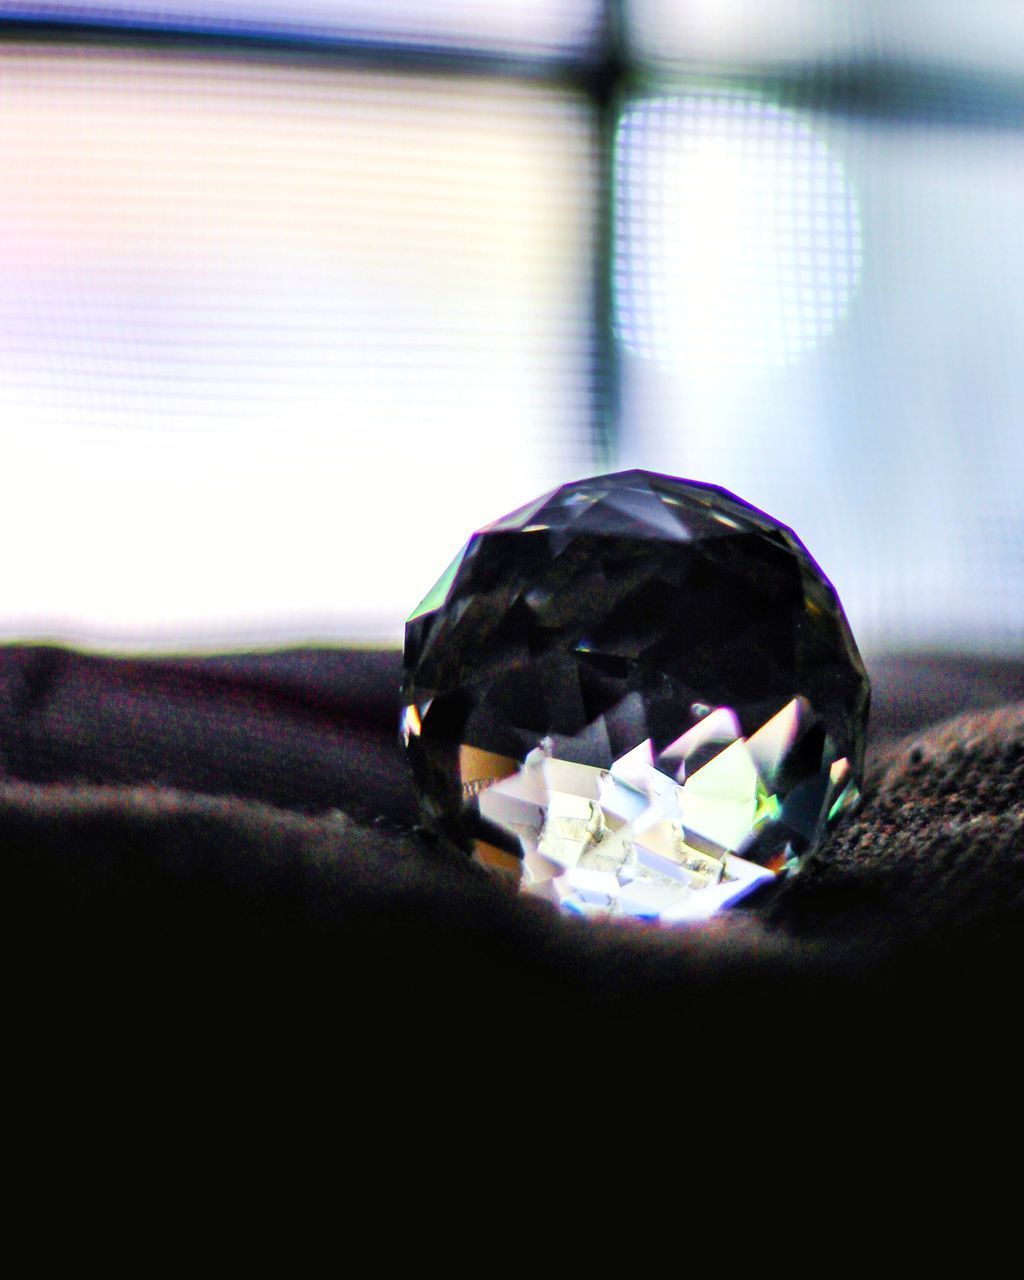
left=400, top=703, right=422, bottom=746
left=478, top=697, right=852, bottom=922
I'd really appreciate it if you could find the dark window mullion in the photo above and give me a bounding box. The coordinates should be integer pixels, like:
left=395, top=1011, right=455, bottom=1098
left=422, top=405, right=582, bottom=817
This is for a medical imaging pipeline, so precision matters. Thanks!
left=0, top=14, right=605, bottom=89
left=586, top=0, right=629, bottom=470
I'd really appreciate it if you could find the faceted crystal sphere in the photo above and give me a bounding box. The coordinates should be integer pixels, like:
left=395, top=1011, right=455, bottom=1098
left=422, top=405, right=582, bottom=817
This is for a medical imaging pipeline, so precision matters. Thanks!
left=402, top=471, right=870, bottom=922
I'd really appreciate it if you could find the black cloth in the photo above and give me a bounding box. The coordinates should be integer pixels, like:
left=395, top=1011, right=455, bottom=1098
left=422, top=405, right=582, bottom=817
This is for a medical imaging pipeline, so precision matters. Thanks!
left=3, top=644, right=1023, bottom=1063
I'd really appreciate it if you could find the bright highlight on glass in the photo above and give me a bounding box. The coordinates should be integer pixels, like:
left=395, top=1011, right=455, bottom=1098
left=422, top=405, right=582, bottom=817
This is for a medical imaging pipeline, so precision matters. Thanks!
left=614, top=92, right=862, bottom=374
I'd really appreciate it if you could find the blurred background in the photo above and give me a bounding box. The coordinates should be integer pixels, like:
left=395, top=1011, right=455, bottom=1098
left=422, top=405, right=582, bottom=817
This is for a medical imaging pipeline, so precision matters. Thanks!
left=0, top=1, right=1021, bottom=656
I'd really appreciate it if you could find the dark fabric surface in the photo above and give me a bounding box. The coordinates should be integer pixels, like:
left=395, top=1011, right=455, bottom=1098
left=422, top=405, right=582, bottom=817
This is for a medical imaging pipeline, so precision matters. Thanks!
left=3, top=643, right=1023, bottom=1071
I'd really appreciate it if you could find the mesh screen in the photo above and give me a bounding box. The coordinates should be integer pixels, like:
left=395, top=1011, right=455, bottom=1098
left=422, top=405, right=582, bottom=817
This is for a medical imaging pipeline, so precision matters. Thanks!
left=614, top=88, right=1024, bottom=653
left=0, top=45, right=598, bottom=646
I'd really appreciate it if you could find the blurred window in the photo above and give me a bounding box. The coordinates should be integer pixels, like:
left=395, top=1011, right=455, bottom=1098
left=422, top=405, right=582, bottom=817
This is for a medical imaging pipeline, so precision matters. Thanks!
left=1, top=3, right=1023, bottom=654
left=629, top=0, right=1024, bottom=78
left=0, top=45, right=597, bottom=644
left=1, top=1, right=603, bottom=57
left=613, top=89, right=1024, bottom=654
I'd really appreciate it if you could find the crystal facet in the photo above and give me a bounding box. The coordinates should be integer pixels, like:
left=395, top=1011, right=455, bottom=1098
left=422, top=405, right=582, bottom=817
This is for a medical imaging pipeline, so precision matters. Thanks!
left=402, top=471, right=870, bottom=922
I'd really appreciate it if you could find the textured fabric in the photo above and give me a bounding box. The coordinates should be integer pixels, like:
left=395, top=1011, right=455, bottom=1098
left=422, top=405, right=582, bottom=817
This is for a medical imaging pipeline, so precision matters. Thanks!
left=3, top=643, right=1023, bottom=1114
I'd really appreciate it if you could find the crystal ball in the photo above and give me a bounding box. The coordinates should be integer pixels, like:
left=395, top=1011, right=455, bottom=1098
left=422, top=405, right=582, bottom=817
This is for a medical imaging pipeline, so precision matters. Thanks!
left=401, top=471, right=870, bottom=922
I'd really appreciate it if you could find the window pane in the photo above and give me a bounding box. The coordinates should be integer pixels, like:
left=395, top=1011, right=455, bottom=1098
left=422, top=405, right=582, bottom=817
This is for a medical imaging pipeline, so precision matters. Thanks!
left=629, top=0, right=1024, bottom=78
left=0, top=46, right=597, bottom=646
left=3, top=1, right=603, bottom=58
left=614, top=90, right=1024, bottom=653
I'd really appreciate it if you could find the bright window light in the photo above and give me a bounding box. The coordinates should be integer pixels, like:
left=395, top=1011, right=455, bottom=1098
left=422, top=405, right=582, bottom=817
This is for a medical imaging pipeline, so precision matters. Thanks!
left=630, top=0, right=1024, bottom=78
left=614, top=92, right=861, bottom=375
left=0, top=46, right=597, bottom=648
left=615, top=94, right=1024, bottom=654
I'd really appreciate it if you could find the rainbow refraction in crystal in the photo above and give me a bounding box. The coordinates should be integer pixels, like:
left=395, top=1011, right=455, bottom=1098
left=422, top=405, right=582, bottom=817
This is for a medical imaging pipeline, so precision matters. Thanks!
left=402, top=471, right=870, bottom=922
